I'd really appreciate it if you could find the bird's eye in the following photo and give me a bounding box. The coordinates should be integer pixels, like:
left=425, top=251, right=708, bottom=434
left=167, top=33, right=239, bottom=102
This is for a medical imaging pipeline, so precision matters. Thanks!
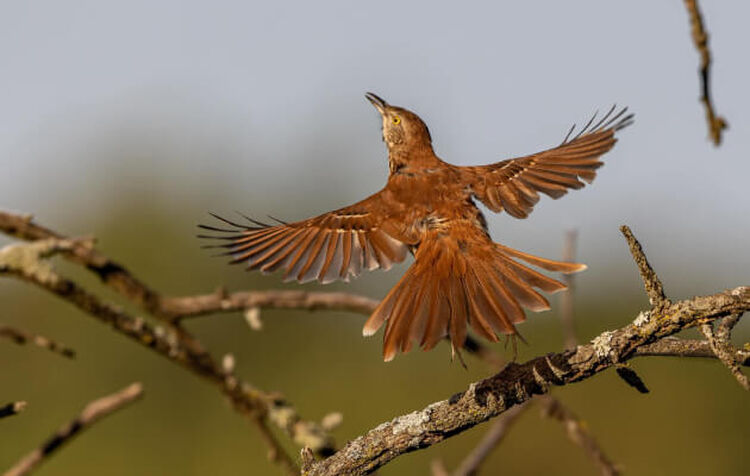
left=392, top=116, right=401, bottom=125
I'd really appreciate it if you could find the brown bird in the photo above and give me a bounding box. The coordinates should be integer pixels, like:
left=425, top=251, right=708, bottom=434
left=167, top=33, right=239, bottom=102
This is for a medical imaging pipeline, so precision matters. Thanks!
left=201, top=93, right=632, bottom=361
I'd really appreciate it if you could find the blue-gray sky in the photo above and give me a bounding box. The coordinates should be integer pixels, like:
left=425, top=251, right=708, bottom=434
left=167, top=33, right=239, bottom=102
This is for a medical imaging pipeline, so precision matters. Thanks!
left=2, top=1, right=749, bottom=296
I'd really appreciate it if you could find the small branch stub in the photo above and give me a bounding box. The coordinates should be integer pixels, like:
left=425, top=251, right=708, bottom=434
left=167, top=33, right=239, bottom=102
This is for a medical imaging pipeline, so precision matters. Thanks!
left=0, top=401, right=28, bottom=419
left=620, top=226, right=668, bottom=307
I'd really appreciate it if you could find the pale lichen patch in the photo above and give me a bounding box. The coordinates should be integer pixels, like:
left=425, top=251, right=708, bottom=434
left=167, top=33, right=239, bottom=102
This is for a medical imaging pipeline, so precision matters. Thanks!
left=0, top=240, right=63, bottom=285
left=634, top=310, right=651, bottom=327
left=391, top=407, right=431, bottom=436
left=731, top=286, right=748, bottom=297
left=592, top=331, right=615, bottom=360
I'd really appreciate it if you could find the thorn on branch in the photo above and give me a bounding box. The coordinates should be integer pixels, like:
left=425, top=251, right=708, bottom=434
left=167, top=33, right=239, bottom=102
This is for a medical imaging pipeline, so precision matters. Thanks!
left=619, top=226, right=668, bottom=307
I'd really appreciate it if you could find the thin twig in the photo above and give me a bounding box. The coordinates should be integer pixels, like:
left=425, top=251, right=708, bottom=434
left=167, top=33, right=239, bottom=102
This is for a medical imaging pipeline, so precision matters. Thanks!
left=683, top=0, right=727, bottom=146
left=161, top=289, right=379, bottom=323
left=452, top=402, right=529, bottom=476
left=635, top=336, right=750, bottom=364
left=0, top=325, right=76, bottom=359
left=560, top=230, right=578, bottom=350
left=539, top=396, right=620, bottom=476
left=699, top=315, right=749, bottom=390
left=4, top=383, right=143, bottom=476
left=0, top=401, right=27, bottom=419
left=619, top=226, right=667, bottom=307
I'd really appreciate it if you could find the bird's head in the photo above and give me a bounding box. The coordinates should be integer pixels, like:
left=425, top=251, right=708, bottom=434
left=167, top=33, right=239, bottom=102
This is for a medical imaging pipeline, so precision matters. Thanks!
left=365, top=92, right=432, bottom=152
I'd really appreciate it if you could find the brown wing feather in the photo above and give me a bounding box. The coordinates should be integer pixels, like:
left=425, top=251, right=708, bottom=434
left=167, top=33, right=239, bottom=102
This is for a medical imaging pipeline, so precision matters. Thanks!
left=199, top=193, right=409, bottom=284
left=462, top=106, right=633, bottom=218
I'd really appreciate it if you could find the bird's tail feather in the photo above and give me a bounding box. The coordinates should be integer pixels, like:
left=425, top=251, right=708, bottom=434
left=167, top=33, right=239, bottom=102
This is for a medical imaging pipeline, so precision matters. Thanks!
left=363, top=239, right=583, bottom=362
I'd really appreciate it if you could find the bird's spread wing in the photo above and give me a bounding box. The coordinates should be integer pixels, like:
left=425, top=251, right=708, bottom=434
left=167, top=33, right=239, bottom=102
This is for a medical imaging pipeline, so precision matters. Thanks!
left=461, top=106, right=633, bottom=219
left=199, top=194, right=408, bottom=284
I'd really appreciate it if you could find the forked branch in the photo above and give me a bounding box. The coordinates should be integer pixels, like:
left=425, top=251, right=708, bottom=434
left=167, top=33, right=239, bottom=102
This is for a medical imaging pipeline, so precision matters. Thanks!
left=304, top=228, right=748, bottom=475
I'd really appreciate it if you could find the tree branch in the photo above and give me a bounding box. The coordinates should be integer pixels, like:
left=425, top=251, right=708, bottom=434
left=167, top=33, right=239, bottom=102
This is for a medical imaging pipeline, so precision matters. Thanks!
left=619, top=226, right=667, bottom=307
left=451, top=402, right=529, bottom=476
left=4, top=211, right=748, bottom=475
left=539, top=395, right=620, bottom=476
left=699, top=315, right=749, bottom=390
left=161, top=289, right=379, bottom=323
left=683, top=0, right=727, bottom=146
left=305, top=224, right=750, bottom=476
left=4, top=383, right=143, bottom=476
left=0, top=237, right=328, bottom=473
left=0, top=324, right=76, bottom=359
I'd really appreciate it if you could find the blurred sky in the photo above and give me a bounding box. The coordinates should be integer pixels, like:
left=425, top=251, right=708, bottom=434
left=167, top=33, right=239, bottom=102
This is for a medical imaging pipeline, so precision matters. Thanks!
left=1, top=2, right=749, bottom=475
left=2, top=1, right=750, bottom=301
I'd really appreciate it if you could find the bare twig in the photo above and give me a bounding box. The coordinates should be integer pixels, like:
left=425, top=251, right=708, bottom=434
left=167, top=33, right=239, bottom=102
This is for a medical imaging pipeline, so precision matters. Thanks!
left=0, top=401, right=27, bottom=419
left=635, top=336, right=750, bottom=364
left=540, top=396, right=620, bottom=476
left=452, top=402, right=529, bottom=476
left=0, top=325, right=75, bottom=359
left=161, top=289, right=379, bottom=323
left=619, top=226, right=667, bottom=307
left=683, top=0, right=727, bottom=146
left=4, top=383, right=143, bottom=476
left=700, top=315, right=749, bottom=390
left=560, top=230, right=578, bottom=350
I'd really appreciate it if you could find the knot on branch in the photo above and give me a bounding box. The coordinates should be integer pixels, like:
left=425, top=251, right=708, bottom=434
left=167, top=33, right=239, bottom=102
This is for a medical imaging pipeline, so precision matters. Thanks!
left=473, top=354, right=572, bottom=408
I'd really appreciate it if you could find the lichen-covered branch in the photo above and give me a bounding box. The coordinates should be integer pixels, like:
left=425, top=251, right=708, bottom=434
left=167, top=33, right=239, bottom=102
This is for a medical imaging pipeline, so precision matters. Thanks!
left=0, top=237, right=331, bottom=473
left=620, top=226, right=667, bottom=307
left=699, top=315, right=749, bottom=390
left=4, top=383, right=143, bottom=476
left=683, top=0, right=727, bottom=145
left=305, top=283, right=750, bottom=474
left=0, top=324, right=75, bottom=359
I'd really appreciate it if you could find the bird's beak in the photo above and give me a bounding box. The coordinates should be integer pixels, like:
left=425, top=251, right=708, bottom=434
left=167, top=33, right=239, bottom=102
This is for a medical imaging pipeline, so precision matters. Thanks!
left=365, top=92, right=388, bottom=114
